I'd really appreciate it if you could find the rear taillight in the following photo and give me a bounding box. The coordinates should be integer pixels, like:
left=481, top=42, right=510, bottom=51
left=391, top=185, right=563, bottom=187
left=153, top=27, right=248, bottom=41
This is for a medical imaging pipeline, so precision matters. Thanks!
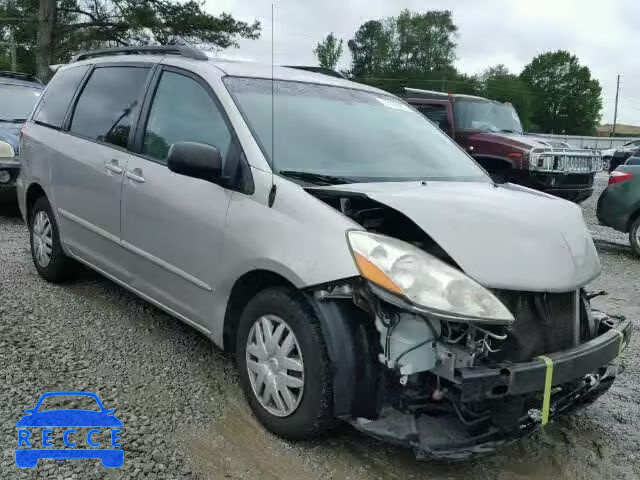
left=609, top=170, right=634, bottom=185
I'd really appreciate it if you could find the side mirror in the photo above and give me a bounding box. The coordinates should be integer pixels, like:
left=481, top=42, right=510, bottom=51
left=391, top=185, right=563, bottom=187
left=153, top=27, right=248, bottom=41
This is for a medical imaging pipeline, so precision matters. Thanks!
left=167, top=141, right=226, bottom=184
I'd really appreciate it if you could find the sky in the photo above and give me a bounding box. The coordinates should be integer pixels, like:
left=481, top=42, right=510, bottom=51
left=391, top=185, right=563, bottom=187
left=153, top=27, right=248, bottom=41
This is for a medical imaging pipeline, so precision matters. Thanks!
left=204, top=0, right=640, bottom=127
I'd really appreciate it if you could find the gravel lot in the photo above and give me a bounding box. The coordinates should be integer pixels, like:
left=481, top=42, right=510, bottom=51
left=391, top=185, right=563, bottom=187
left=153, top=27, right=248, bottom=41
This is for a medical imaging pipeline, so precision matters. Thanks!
left=1, top=174, right=639, bottom=480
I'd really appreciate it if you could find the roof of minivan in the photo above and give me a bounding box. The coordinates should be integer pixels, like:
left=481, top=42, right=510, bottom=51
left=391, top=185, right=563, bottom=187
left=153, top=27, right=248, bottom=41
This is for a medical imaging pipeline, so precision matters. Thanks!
left=66, top=53, right=388, bottom=96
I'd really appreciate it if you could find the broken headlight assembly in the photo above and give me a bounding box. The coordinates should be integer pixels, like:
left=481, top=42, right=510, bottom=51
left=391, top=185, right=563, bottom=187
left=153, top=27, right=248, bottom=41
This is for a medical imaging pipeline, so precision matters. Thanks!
left=347, top=231, right=514, bottom=325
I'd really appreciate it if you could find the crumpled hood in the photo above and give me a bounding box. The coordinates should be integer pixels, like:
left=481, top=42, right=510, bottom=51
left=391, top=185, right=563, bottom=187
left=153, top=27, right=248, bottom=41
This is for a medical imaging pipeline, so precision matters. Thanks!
left=319, top=181, right=600, bottom=292
left=0, top=122, right=21, bottom=153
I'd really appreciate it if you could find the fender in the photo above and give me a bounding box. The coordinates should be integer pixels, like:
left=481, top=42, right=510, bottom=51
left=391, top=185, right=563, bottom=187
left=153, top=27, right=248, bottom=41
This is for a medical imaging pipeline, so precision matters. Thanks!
left=307, top=295, right=381, bottom=419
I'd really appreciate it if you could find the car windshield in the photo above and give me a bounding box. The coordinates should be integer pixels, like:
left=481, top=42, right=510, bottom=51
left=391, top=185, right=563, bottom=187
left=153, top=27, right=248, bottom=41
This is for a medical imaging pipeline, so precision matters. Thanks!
left=224, top=77, right=489, bottom=184
left=454, top=99, right=523, bottom=134
left=0, top=83, right=42, bottom=121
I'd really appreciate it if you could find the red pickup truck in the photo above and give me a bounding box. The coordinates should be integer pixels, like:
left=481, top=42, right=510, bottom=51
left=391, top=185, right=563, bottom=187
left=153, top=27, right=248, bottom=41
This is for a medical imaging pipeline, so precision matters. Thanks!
left=402, top=88, right=602, bottom=202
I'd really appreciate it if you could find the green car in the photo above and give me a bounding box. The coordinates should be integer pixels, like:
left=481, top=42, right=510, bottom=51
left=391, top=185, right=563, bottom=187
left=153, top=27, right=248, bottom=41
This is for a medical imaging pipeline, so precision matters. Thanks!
left=597, top=164, right=640, bottom=256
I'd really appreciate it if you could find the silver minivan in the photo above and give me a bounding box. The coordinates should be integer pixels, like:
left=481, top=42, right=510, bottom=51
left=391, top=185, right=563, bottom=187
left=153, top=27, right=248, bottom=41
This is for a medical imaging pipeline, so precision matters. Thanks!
left=18, top=46, right=630, bottom=460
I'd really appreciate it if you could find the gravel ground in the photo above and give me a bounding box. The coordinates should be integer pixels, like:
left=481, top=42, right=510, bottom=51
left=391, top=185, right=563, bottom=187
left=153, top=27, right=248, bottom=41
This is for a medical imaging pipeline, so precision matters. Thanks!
left=1, top=174, right=639, bottom=480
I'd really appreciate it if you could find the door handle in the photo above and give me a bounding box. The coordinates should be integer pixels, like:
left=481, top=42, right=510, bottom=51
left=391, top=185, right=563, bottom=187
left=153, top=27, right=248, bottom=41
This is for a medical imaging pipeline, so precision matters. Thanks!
left=126, top=168, right=146, bottom=183
left=104, top=159, right=123, bottom=174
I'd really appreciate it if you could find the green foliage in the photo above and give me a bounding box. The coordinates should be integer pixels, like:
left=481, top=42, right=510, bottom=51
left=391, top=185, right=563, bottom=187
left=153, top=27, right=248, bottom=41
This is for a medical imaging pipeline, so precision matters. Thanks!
left=347, top=10, right=457, bottom=78
left=314, top=33, right=343, bottom=70
left=0, top=0, right=261, bottom=77
left=520, top=50, right=602, bottom=134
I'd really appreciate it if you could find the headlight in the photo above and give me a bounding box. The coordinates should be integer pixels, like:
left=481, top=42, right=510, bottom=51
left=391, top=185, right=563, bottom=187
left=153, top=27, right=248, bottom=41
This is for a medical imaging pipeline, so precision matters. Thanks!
left=0, top=141, right=15, bottom=158
left=529, top=149, right=554, bottom=171
left=347, top=231, right=514, bottom=324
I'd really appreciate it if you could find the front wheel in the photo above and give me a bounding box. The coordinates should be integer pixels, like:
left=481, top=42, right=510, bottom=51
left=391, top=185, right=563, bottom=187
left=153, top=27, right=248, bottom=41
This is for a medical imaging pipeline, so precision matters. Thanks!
left=630, top=217, right=640, bottom=257
left=235, top=287, right=335, bottom=440
left=29, top=196, right=77, bottom=282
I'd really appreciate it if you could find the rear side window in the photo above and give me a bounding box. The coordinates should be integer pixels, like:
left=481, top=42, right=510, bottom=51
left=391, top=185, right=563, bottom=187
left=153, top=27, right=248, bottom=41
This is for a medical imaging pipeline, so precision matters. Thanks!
left=33, top=65, right=89, bottom=128
left=416, top=104, right=450, bottom=131
left=70, top=66, right=150, bottom=149
left=141, top=71, right=232, bottom=164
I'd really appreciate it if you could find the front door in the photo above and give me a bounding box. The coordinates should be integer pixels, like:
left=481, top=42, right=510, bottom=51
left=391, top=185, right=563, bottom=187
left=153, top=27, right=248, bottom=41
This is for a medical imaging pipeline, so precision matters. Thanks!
left=52, top=65, right=151, bottom=279
left=120, top=68, right=236, bottom=330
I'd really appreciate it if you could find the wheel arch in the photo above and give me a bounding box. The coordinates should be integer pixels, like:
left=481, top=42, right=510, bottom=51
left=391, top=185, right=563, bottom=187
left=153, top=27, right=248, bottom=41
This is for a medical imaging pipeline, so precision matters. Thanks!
left=626, top=206, right=640, bottom=233
left=222, top=269, right=298, bottom=353
left=25, top=182, right=48, bottom=226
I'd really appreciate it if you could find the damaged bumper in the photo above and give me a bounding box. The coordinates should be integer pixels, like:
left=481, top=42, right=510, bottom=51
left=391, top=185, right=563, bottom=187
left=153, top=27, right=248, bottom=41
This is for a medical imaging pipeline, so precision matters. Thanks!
left=350, top=316, right=631, bottom=461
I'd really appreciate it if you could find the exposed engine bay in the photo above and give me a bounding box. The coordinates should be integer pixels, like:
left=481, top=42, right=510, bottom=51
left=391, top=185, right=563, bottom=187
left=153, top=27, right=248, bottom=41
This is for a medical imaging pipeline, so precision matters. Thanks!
left=306, top=187, right=631, bottom=460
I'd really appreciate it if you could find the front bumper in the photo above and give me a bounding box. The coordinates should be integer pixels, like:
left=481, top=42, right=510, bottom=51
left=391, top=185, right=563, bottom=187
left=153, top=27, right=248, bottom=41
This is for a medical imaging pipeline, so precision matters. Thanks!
left=352, top=316, right=631, bottom=461
left=0, top=158, right=20, bottom=189
left=513, top=170, right=596, bottom=202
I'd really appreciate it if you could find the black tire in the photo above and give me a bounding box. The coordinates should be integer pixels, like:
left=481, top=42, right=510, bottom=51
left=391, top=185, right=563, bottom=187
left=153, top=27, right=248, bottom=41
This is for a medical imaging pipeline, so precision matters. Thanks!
left=235, top=287, right=335, bottom=440
left=630, top=217, right=640, bottom=257
left=29, top=196, right=77, bottom=282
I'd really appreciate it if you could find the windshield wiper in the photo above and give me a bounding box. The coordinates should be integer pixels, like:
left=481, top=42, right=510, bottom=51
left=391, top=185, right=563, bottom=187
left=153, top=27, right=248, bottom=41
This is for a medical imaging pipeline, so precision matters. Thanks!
left=0, top=118, right=27, bottom=123
left=278, top=170, right=353, bottom=185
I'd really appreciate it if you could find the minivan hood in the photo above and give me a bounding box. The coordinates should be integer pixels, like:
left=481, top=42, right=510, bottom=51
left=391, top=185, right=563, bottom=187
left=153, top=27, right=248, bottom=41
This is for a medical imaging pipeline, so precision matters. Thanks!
left=313, top=181, right=600, bottom=292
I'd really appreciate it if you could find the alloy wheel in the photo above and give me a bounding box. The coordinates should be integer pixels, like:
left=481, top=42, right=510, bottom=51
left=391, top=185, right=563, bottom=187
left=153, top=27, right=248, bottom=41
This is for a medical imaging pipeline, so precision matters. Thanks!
left=245, top=314, right=305, bottom=417
left=32, top=210, right=53, bottom=268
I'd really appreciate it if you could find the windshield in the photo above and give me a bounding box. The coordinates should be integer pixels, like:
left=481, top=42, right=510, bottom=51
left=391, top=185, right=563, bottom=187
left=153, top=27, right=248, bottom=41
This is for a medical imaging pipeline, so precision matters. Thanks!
left=224, top=77, right=489, bottom=184
left=0, top=83, right=42, bottom=121
left=454, top=99, right=523, bottom=134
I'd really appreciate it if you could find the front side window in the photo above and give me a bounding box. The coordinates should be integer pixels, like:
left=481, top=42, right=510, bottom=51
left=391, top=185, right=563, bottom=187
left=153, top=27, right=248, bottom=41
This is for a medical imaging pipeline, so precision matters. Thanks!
left=33, top=65, right=89, bottom=128
left=70, top=66, right=150, bottom=148
left=224, top=77, right=488, bottom=183
left=416, top=104, right=450, bottom=132
left=142, top=71, right=232, bottom=164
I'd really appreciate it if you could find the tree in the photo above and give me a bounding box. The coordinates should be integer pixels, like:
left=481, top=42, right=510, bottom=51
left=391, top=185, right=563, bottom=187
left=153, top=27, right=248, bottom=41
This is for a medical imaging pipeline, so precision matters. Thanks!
left=314, top=33, right=343, bottom=70
left=479, top=64, right=533, bottom=130
left=0, top=0, right=261, bottom=80
left=520, top=50, right=602, bottom=134
left=347, top=20, right=393, bottom=78
left=347, top=10, right=457, bottom=78
left=391, top=9, right=457, bottom=73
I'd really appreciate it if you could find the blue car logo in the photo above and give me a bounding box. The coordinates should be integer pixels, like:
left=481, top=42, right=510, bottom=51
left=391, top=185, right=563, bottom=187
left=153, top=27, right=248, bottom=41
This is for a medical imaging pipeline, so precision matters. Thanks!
left=15, top=391, right=123, bottom=468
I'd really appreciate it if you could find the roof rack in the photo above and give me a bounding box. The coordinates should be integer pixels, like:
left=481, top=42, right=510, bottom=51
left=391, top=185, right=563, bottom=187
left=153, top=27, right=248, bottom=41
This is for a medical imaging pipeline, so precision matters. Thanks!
left=283, top=66, right=346, bottom=79
left=0, top=70, right=43, bottom=84
left=403, top=87, right=448, bottom=97
left=71, top=46, right=209, bottom=62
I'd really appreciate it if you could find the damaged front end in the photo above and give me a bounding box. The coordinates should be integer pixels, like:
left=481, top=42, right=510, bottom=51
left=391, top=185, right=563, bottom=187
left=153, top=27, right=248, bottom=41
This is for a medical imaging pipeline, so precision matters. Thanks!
left=307, top=187, right=631, bottom=461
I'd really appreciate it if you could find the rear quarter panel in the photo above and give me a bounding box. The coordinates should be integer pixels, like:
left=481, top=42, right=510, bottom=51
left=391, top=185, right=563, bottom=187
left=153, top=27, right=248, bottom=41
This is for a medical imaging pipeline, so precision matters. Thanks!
left=598, top=167, right=640, bottom=231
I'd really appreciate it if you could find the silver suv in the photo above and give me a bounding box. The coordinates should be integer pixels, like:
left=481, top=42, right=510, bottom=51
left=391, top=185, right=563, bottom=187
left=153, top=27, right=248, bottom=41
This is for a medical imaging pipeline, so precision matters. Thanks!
left=17, top=46, right=630, bottom=460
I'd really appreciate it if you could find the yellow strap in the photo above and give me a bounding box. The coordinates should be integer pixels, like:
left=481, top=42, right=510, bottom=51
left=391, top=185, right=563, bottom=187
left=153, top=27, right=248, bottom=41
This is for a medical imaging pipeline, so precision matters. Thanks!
left=537, top=355, right=554, bottom=426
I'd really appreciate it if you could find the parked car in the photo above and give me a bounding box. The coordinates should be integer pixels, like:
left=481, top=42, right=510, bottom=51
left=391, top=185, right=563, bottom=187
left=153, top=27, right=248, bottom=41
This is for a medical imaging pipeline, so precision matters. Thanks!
left=597, top=164, right=640, bottom=256
left=18, top=46, right=631, bottom=460
left=0, top=71, right=44, bottom=193
left=602, top=139, right=640, bottom=172
left=402, top=88, right=602, bottom=203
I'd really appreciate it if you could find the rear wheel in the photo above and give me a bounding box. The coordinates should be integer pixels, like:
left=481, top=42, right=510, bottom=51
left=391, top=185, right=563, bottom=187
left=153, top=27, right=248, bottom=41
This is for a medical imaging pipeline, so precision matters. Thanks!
left=29, top=196, right=77, bottom=282
left=235, top=287, right=335, bottom=439
left=630, top=217, right=640, bottom=257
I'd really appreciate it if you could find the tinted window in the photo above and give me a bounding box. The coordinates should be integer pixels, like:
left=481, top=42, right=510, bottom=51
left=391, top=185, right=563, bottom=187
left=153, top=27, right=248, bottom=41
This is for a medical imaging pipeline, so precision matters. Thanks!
left=416, top=104, right=450, bottom=131
left=70, top=66, right=150, bottom=148
left=33, top=65, right=88, bottom=128
left=626, top=157, right=640, bottom=165
left=142, top=71, right=232, bottom=164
